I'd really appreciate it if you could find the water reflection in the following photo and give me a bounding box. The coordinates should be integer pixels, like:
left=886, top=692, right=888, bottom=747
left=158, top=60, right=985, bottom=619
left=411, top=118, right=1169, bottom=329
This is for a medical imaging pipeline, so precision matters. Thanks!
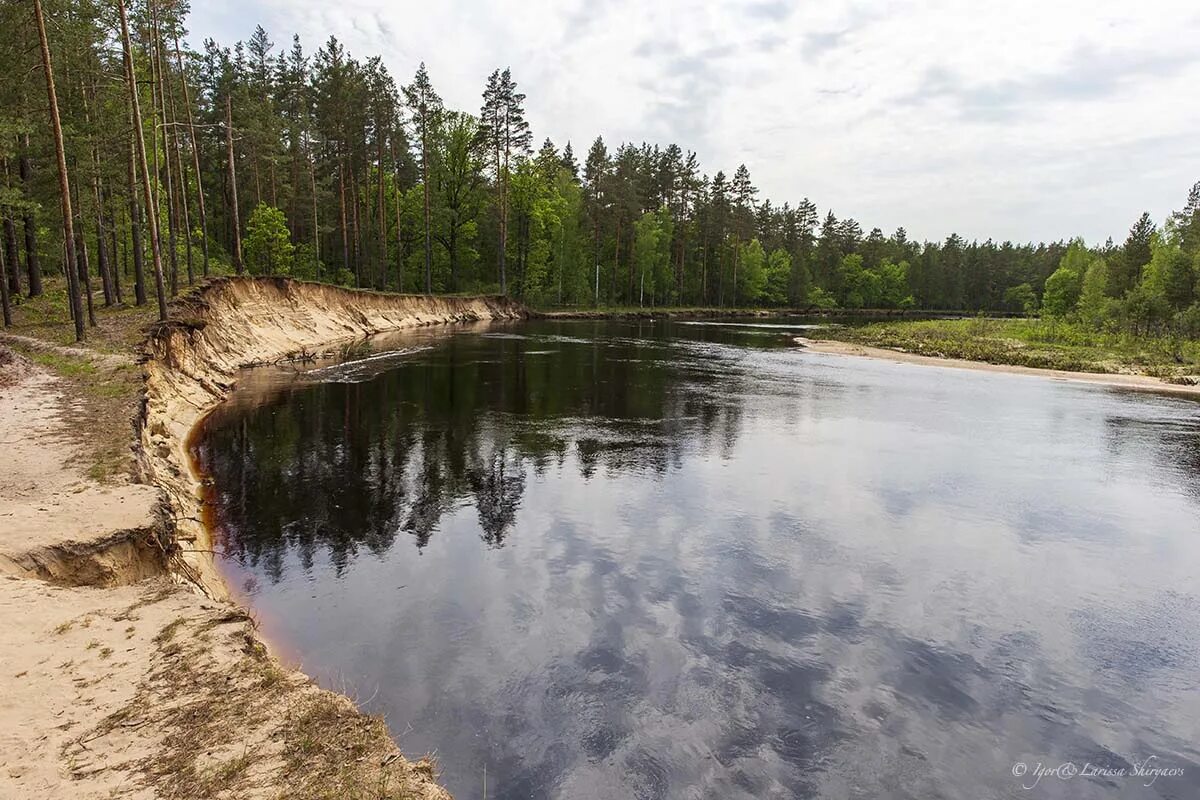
left=194, top=319, right=1200, bottom=799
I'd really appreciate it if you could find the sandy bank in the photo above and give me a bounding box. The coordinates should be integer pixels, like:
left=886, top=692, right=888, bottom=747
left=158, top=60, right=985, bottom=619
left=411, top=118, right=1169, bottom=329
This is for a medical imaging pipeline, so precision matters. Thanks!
left=3, top=278, right=526, bottom=798
left=796, top=337, right=1200, bottom=398
left=138, top=277, right=526, bottom=595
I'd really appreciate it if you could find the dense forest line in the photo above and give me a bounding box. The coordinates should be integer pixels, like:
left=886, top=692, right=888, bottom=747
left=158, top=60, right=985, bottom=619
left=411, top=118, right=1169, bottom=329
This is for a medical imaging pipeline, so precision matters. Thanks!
left=1, top=1, right=1198, bottom=342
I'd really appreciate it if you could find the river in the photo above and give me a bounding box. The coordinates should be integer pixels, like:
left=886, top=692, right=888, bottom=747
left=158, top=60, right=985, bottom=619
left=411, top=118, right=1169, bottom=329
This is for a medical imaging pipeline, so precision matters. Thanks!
left=193, top=318, right=1200, bottom=799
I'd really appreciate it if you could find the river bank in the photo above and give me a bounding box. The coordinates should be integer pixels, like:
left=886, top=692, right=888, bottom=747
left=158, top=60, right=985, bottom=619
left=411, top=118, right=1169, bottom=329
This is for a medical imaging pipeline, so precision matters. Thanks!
left=1, top=277, right=525, bottom=799
left=804, top=317, right=1200, bottom=382
left=797, top=333, right=1200, bottom=398
left=533, top=305, right=1013, bottom=321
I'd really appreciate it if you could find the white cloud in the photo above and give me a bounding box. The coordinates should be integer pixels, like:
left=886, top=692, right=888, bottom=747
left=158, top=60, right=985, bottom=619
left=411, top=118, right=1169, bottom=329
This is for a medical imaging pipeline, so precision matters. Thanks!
left=187, top=0, right=1200, bottom=243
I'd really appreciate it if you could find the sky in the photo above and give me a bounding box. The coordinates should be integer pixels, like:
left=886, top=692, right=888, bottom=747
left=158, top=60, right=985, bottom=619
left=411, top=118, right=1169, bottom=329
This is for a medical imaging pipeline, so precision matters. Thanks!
left=186, top=0, right=1200, bottom=245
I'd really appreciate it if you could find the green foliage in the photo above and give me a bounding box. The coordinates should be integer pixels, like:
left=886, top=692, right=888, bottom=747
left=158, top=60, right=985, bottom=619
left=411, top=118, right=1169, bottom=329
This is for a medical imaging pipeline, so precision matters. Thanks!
left=1042, top=238, right=1092, bottom=317
left=4, top=0, right=1199, bottom=331
left=762, top=248, right=791, bottom=306
left=634, top=207, right=674, bottom=306
left=806, top=287, right=838, bottom=309
left=1077, top=258, right=1112, bottom=328
left=826, top=317, right=1200, bottom=380
left=736, top=238, right=767, bottom=304
left=292, top=243, right=321, bottom=281
left=1118, top=282, right=1171, bottom=335
left=835, top=254, right=912, bottom=308
left=1003, top=283, right=1038, bottom=315
left=1176, top=303, right=1200, bottom=339
left=877, top=259, right=914, bottom=308
left=1042, top=266, right=1082, bottom=317
left=244, top=204, right=295, bottom=276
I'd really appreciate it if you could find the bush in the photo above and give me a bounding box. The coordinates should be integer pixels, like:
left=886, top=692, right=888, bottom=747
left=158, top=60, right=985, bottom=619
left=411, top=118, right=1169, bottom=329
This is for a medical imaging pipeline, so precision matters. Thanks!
left=806, top=287, right=838, bottom=309
left=244, top=204, right=295, bottom=276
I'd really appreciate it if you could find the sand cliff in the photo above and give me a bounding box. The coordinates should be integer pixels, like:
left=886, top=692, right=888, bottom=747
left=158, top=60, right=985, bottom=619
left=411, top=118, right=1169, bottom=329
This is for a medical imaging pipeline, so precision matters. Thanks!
left=137, top=277, right=526, bottom=595
left=2, top=277, right=525, bottom=799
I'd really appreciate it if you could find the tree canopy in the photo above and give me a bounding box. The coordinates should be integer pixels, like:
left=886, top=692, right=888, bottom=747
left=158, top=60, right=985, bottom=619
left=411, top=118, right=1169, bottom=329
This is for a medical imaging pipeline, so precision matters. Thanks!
left=0, top=1, right=1197, bottom=343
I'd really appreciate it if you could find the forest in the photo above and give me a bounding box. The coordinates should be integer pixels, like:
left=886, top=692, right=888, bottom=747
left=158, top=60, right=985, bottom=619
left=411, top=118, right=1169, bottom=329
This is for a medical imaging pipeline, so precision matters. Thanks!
left=2, top=0, right=1199, bottom=342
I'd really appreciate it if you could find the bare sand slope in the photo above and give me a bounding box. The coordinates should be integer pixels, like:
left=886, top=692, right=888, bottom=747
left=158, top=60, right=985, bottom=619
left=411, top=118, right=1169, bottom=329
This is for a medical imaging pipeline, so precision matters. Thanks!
left=137, top=277, right=526, bottom=596
left=0, top=366, right=164, bottom=584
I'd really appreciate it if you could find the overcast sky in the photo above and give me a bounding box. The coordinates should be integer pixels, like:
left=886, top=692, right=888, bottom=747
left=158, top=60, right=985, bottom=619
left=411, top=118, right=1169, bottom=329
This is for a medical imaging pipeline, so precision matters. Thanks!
left=187, top=0, right=1200, bottom=244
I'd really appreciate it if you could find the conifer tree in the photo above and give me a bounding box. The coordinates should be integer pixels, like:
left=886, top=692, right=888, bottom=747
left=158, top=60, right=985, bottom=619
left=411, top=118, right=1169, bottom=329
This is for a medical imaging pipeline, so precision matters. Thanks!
left=404, top=63, right=442, bottom=294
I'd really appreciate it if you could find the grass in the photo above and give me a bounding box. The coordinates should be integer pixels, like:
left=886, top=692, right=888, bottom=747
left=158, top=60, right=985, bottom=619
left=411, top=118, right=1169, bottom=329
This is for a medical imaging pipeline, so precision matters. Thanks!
left=153, top=617, right=188, bottom=646
left=5, top=280, right=160, bottom=354
left=819, top=317, right=1200, bottom=381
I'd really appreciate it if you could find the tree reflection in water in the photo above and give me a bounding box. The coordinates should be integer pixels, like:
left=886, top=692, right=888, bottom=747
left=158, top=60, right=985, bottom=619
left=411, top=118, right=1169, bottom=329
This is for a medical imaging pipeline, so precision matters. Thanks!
left=194, top=321, right=751, bottom=579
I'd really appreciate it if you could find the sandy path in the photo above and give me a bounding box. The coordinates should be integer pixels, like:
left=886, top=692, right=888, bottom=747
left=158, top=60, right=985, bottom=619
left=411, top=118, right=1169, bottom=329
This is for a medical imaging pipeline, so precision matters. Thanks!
left=796, top=337, right=1200, bottom=399
left=0, top=360, right=182, bottom=797
left=0, top=368, right=162, bottom=575
left=1, top=575, right=202, bottom=799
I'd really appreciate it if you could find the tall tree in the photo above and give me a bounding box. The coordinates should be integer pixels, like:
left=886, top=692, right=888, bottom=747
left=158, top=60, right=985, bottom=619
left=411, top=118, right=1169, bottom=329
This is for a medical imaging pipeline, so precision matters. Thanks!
left=0, top=221, right=11, bottom=326
left=33, top=0, right=84, bottom=340
left=18, top=133, right=41, bottom=297
left=434, top=111, right=483, bottom=292
left=583, top=136, right=608, bottom=306
left=479, top=68, right=531, bottom=295
left=404, top=63, right=441, bottom=294
left=173, top=31, right=210, bottom=277
left=117, top=0, right=168, bottom=320
left=225, top=93, right=243, bottom=274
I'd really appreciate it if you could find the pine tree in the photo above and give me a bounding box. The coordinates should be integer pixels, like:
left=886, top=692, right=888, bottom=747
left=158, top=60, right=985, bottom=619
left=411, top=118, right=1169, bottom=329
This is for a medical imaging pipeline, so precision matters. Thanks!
left=560, top=141, right=579, bottom=180
left=34, top=0, right=84, bottom=339
left=118, top=0, right=168, bottom=319
left=479, top=68, right=531, bottom=295
left=1119, top=212, right=1156, bottom=292
left=583, top=136, right=608, bottom=306
left=404, top=63, right=442, bottom=294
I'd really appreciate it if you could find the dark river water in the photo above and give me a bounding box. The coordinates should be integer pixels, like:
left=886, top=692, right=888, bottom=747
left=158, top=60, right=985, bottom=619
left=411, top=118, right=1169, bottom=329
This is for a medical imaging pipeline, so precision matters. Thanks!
left=193, top=319, right=1200, bottom=800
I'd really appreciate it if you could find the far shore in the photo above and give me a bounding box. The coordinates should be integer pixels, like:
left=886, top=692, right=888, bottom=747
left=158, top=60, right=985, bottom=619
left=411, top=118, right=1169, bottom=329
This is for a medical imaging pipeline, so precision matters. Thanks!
left=795, top=336, right=1200, bottom=399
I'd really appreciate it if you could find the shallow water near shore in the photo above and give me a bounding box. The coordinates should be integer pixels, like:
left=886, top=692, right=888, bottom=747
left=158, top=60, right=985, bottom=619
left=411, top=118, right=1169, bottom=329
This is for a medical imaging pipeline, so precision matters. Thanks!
left=193, top=318, right=1200, bottom=799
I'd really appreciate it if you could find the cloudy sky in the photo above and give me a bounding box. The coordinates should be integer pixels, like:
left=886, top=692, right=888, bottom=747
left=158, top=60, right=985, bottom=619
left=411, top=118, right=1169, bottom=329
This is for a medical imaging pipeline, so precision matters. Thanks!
left=188, top=0, right=1200, bottom=244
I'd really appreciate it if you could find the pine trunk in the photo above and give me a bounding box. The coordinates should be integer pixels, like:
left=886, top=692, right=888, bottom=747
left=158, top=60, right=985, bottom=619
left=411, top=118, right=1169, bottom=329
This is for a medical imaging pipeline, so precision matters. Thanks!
left=149, top=5, right=179, bottom=296
left=224, top=94, right=243, bottom=274
left=422, top=133, right=431, bottom=293
left=498, top=148, right=507, bottom=295
left=0, top=237, right=10, bottom=327
left=34, top=0, right=85, bottom=340
left=19, top=135, right=42, bottom=297
left=2, top=214, right=19, bottom=299
left=105, top=185, right=123, bottom=303
left=338, top=158, right=350, bottom=278
left=377, top=131, right=387, bottom=290
left=162, top=39, right=193, bottom=285
left=83, top=83, right=115, bottom=306
left=117, top=0, right=168, bottom=320
left=127, top=99, right=147, bottom=306
left=174, top=33, right=209, bottom=278
left=308, top=146, right=319, bottom=275
left=2, top=164, right=19, bottom=297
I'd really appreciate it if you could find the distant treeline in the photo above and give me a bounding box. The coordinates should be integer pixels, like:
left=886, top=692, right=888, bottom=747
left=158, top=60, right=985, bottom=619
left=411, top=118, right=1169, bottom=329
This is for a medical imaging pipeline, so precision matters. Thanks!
left=1, top=2, right=1198, bottom=341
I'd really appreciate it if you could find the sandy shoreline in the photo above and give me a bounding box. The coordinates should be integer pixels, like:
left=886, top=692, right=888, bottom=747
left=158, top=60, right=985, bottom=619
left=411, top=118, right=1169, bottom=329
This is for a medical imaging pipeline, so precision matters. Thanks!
left=0, top=278, right=528, bottom=799
left=796, top=337, right=1200, bottom=399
